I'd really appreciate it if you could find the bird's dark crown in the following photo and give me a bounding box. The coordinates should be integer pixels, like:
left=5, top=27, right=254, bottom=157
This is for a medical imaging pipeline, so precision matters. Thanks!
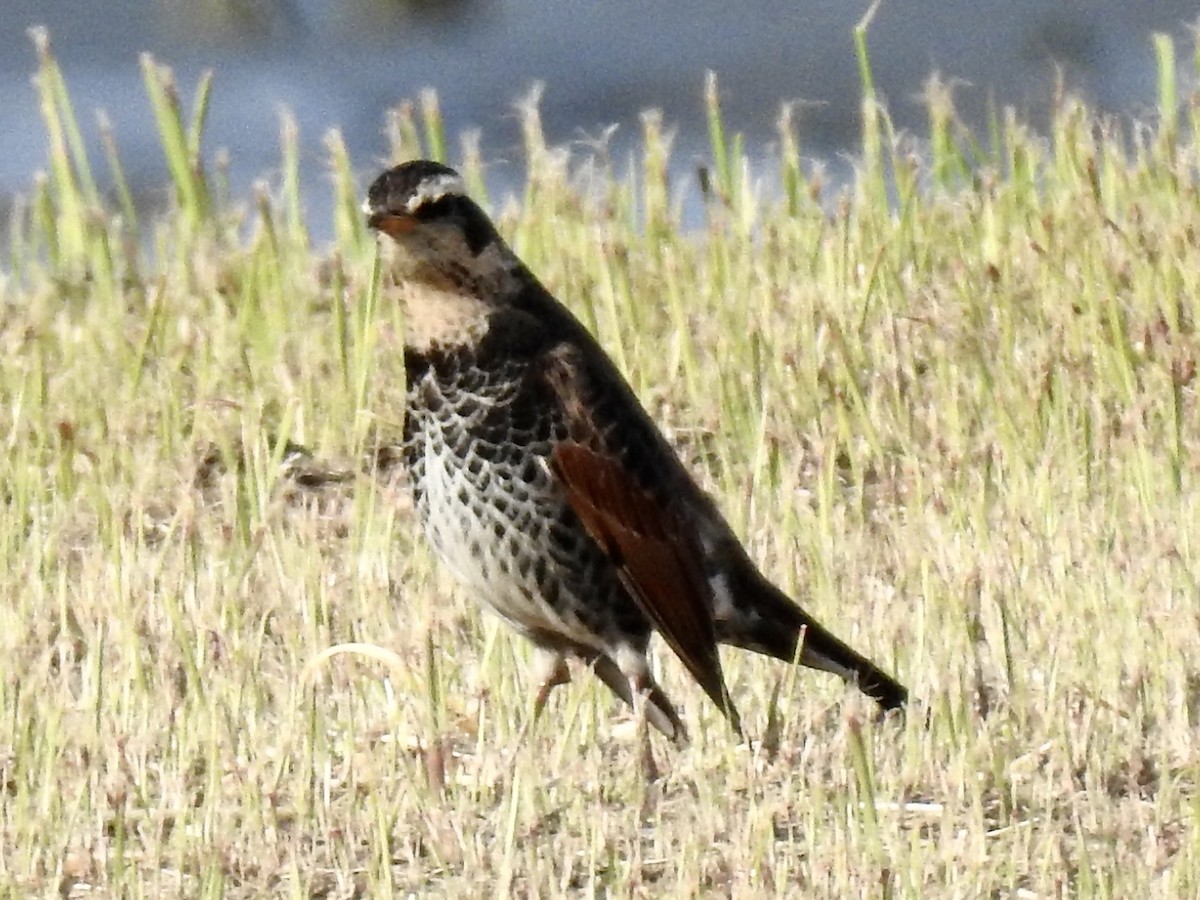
left=365, top=160, right=497, bottom=256
left=365, top=160, right=464, bottom=218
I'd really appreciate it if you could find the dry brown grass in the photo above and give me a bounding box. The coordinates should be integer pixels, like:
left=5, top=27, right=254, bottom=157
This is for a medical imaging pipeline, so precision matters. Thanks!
left=2, top=31, right=1199, bottom=898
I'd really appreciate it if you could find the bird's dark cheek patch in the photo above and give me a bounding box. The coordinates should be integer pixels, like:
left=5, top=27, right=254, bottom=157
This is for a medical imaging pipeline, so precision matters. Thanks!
left=462, top=215, right=495, bottom=256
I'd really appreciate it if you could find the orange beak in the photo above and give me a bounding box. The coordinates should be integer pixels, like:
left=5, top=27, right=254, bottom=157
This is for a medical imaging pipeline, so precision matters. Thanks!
left=368, top=211, right=418, bottom=238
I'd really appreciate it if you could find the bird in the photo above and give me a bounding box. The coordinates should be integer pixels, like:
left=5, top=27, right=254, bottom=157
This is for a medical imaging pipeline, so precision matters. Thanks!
left=364, top=159, right=907, bottom=746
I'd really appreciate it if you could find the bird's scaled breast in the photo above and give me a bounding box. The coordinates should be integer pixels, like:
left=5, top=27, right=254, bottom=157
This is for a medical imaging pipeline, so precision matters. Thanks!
left=403, top=364, right=584, bottom=634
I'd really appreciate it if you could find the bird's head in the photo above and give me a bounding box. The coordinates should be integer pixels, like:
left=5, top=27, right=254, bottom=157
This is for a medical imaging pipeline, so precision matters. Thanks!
left=364, top=160, right=505, bottom=284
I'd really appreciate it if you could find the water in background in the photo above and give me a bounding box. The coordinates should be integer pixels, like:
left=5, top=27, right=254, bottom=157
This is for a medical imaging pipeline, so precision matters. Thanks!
left=1, top=0, right=1196, bottom=240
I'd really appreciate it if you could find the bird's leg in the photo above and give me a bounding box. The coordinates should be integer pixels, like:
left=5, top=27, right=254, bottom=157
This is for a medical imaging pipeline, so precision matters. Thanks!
left=500, top=649, right=569, bottom=777
left=591, top=655, right=688, bottom=745
left=628, top=672, right=662, bottom=783
left=612, top=647, right=668, bottom=782
left=532, top=653, right=571, bottom=725
left=515, top=647, right=570, bottom=744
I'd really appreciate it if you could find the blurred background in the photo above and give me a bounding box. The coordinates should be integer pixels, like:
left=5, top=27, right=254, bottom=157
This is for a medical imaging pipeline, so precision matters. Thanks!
left=1, top=0, right=1197, bottom=235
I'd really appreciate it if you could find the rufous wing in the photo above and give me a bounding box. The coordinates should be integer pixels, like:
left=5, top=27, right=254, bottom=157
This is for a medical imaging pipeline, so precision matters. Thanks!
left=550, top=440, right=742, bottom=735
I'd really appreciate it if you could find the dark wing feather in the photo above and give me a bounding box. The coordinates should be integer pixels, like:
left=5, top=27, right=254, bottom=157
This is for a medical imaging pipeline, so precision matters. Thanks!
left=543, top=345, right=742, bottom=735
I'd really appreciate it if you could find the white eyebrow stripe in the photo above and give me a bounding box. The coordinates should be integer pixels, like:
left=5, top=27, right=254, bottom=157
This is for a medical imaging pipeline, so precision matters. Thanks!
left=405, top=173, right=467, bottom=212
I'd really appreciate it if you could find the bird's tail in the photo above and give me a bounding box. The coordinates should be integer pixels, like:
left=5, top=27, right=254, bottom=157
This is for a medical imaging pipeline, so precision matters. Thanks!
left=720, top=567, right=908, bottom=710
